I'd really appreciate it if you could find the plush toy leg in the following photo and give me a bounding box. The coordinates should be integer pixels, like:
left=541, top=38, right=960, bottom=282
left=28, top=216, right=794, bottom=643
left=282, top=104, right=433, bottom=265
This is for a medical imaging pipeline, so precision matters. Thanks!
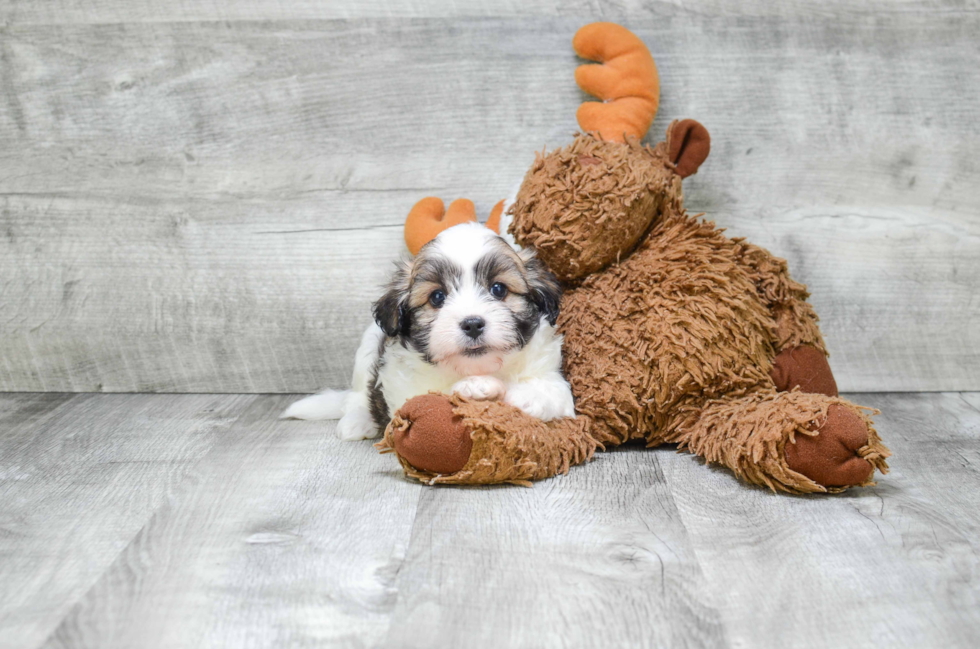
left=770, top=344, right=838, bottom=396
left=667, top=390, right=890, bottom=494
left=734, top=242, right=826, bottom=349
left=734, top=241, right=841, bottom=396
left=375, top=393, right=598, bottom=486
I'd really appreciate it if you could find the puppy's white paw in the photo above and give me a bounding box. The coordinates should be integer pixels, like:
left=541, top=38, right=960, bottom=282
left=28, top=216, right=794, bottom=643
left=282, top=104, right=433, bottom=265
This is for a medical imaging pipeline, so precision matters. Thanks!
left=336, top=406, right=378, bottom=441
left=505, top=390, right=549, bottom=420
left=505, top=381, right=576, bottom=421
left=451, top=375, right=506, bottom=401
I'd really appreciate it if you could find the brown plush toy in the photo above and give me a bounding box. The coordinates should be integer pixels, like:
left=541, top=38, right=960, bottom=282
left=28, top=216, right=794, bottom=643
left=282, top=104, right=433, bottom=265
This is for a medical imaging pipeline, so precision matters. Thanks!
left=376, top=23, right=890, bottom=493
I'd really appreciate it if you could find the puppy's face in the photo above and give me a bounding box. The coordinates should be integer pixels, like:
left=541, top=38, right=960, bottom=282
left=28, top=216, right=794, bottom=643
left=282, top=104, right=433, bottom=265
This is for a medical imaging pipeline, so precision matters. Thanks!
left=373, top=222, right=561, bottom=376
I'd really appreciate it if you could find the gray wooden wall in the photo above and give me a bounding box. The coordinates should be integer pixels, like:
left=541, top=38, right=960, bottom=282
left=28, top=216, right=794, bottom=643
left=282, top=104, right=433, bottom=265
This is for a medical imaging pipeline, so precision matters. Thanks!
left=1, top=0, right=978, bottom=393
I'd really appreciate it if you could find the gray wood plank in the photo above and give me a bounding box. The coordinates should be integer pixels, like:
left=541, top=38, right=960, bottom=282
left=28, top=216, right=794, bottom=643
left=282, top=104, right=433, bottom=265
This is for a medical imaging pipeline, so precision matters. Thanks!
left=2, top=0, right=972, bottom=25
left=1, top=7, right=978, bottom=392
left=42, top=395, right=423, bottom=649
left=660, top=391, right=980, bottom=648
left=0, top=194, right=404, bottom=393
left=0, top=392, right=256, bottom=649
left=385, top=449, right=726, bottom=649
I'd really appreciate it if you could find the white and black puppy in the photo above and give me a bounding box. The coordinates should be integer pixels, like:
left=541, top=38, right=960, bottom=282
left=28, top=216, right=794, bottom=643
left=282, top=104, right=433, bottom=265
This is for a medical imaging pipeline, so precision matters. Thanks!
left=283, top=222, right=576, bottom=440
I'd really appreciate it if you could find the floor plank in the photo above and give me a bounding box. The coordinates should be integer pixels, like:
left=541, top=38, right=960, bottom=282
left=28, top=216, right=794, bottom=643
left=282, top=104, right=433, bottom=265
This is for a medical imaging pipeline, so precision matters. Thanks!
left=661, top=392, right=980, bottom=648
left=385, top=449, right=726, bottom=648
left=3, top=0, right=968, bottom=25
left=42, top=396, right=423, bottom=649
left=0, top=393, right=256, bottom=649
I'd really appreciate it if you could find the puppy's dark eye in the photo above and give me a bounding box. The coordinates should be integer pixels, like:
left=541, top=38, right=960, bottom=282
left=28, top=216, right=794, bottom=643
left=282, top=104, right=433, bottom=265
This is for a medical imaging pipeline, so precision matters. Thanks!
left=490, top=282, right=508, bottom=299
left=429, top=289, right=446, bottom=308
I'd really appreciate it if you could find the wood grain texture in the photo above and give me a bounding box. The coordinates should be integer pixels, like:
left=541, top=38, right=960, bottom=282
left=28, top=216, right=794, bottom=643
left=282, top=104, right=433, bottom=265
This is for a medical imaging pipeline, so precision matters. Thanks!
left=661, top=391, right=980, bottom=648
left=1, top=2, right=978, bottom=392
left=42, top=395, right=423, bottom=649
left=385, top=451, right=725, bottom=649
left=0, top=391, right=978, bottom=648
left=0, top=392, right=255, bottom=649
left=3, top=0, right=975, bottom=24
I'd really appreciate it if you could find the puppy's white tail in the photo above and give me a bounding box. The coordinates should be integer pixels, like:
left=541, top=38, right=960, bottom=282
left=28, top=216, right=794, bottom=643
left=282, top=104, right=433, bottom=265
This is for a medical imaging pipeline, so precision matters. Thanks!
left=281, top=390, right=349, bottom=420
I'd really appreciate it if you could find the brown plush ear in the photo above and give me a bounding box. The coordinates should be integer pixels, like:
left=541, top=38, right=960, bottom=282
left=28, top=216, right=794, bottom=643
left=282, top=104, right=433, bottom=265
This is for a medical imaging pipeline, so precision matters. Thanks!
left=667, top=119, right=710, bottom=178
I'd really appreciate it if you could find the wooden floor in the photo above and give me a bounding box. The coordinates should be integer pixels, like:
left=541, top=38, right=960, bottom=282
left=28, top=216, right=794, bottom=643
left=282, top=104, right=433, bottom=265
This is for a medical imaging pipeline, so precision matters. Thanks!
left=0, top=392, right=977, bottom=648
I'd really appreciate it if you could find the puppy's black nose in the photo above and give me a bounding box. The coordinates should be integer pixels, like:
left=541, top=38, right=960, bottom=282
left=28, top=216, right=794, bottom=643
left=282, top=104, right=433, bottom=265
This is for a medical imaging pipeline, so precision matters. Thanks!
left=460, top=317, right=485, bottom=339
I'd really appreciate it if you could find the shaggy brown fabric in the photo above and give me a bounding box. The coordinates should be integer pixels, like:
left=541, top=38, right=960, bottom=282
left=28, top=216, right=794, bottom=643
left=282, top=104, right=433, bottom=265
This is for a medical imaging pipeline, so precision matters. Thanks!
left=508, top=135, right=680, bottom=282
left=732, top=241, right=827, bottom=353
left=667, top=119, right=711, bottom=178
left=667, top=389, right=888, bottom=494
left=557, top=207, right=776, bottom=448
left=771, top=345, right=839, bottom=397
left=378, top=394, right=598, bottom=486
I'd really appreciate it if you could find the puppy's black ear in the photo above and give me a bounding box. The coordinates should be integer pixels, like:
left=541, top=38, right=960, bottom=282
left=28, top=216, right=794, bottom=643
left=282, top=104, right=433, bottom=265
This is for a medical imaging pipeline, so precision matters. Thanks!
left=523, top=253, right=562, bottom=326
left=373, top=263, right=411, bottom=336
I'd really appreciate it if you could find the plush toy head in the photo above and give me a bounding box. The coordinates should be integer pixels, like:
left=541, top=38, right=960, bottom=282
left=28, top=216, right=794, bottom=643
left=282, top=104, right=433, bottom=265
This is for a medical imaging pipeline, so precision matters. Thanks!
left=401, top=23, right=710, bottom=281
left=511, top=22, right=710, bottom=281
left=509, top=121, right=710, bottom=282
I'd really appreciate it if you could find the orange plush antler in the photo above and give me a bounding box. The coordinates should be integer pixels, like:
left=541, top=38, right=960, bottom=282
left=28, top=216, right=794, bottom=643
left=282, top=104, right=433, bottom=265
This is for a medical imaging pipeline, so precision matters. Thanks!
left=404, top=197, right=502, bottom=255
left=573, top=23, right=660, bottom=143
left=485, top=200, right=504, bottom=235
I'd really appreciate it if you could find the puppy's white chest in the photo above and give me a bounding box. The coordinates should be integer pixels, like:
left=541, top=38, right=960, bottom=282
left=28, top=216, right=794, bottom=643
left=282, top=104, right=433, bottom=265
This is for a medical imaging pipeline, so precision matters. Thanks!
left=376, top=343, right=460, bottom=415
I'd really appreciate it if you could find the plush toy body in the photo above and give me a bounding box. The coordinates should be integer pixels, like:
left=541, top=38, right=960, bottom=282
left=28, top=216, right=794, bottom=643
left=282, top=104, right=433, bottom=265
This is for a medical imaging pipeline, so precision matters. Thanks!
left=376, top=23, right=890, bottom=493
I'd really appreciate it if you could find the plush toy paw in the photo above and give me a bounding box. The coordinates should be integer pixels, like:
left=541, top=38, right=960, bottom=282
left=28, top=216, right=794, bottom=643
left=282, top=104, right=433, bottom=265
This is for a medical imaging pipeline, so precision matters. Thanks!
left=770, top=345, right=839, bottom=397
left=389, top=393, right=473, bottom=475
left=451, top=375, right=507, bottom=401
left=785, top=404, right=876, bottom=487
left=380, top=393, right=598, bottom=485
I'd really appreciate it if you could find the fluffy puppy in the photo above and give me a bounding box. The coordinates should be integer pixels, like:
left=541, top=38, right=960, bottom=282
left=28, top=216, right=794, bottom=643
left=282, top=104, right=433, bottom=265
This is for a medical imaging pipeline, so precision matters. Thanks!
left=283, top=222, right=576, bottom=440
